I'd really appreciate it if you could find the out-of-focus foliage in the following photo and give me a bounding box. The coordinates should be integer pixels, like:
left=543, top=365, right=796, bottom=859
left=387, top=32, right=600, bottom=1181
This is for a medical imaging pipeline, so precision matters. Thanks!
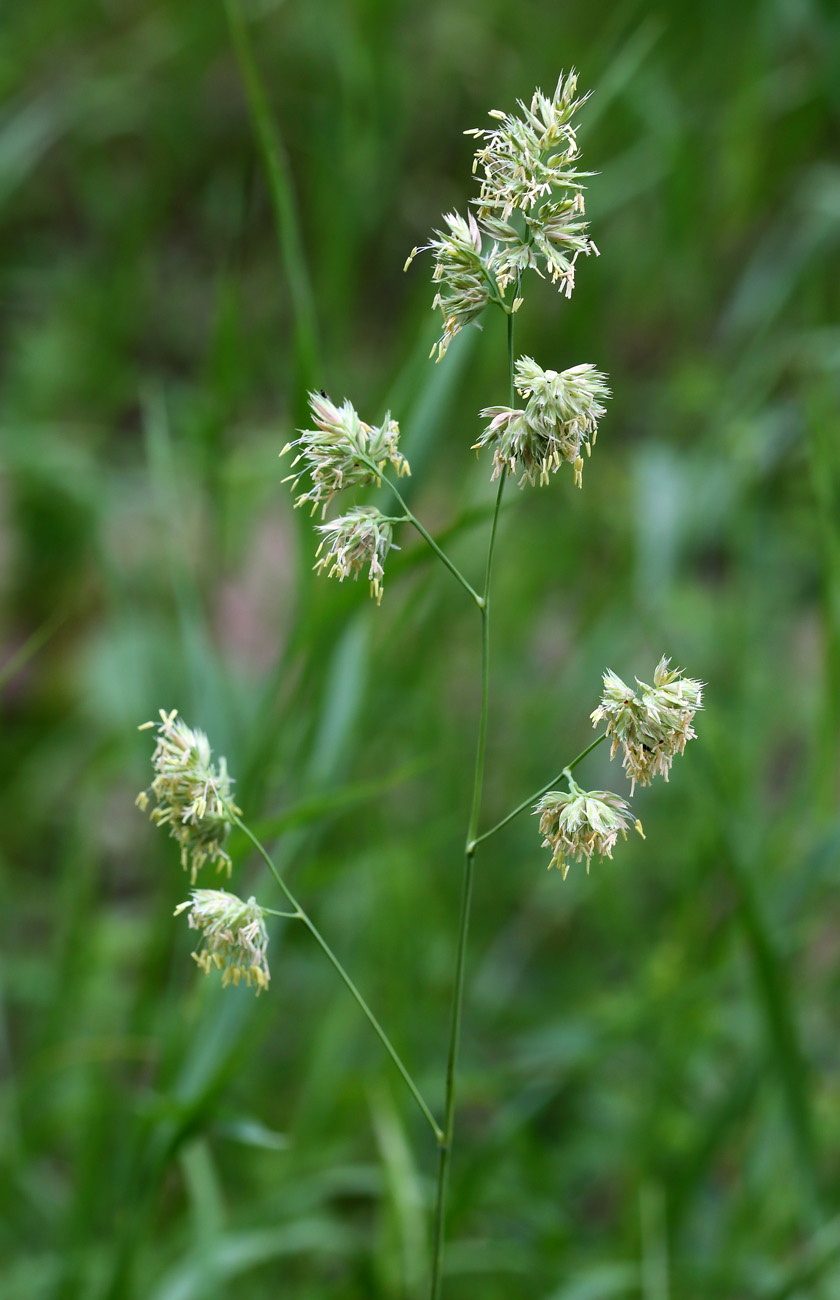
left=2, top=0, right=840, bottom=1296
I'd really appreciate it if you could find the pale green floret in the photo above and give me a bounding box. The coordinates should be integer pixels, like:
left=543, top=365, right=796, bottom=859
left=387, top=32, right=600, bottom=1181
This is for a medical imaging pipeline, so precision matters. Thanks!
left=175, top=889, right=270, bottom=994
left=137, top=709, right=238, bottom=883
left=281, top=391, right=410, bottom=516
left=475, top=356, right=610, bottom=487
left=534, top=784, right=642, bottom=878
left=405, top=211, right=498, bottom=362
left=591, top=656, right=705, bottom=791
left=314, top=506, right=396, bottom=604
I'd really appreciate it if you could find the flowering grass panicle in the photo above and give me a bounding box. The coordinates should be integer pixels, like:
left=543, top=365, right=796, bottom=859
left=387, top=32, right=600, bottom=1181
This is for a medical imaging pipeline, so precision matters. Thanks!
left=467, top=70, right=590, bottom=219
left=175, top=889, right=270, bottom=993
left=476, top=357, right=610, bottom=487
left=464, top=69, right=598, bottom=298
left=591, top=656, right=705, bottom=791
left=137, top=709, right=238, bottom=883
left=314, top=506, right=396, bottom=604
left=405, top=211, right=497, bottom=361
left=534, top=784, right=641, bottom=878
left=281, top=391, right=410, bottom=515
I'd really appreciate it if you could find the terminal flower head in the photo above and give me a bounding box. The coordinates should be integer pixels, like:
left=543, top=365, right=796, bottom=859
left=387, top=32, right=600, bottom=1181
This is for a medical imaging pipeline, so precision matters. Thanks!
left=405, top=211, right=495, bottom=362
left=534, top=783, right=640, bottom=878
left=591, top=657, right=704, bottom=791
left=315, top=506, right=396, bottom=604
left=137, top=709, right=238, bottom=882
left=476, top=357, right=610, bottom=487
left=468, top=70, right=591, bottom=219
left=281, top=391, right=410, bottom=516
left=175, top=889, right=270, bottom=993
left=466, top=71, right=598, bottom=299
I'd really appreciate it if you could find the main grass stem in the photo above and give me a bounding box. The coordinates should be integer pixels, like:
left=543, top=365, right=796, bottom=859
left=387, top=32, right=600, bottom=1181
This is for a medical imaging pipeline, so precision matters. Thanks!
left=428, top=311, right=514, bottom=1299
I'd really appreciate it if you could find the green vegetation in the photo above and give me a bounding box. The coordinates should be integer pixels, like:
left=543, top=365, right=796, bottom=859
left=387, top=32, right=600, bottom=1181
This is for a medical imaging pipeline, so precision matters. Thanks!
left=2, top=1, right=840, bottom=1297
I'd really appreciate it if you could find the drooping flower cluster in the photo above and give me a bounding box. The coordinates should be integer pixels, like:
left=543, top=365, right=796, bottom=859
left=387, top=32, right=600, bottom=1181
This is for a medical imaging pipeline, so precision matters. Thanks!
left=405, top=212, right=498, bottom=362
left=476, top=357, right=610, bottom=487
left=534, top=784, right=641, bottom=877
left=137, top=709, right=238, bottom=882
left=315, top=506, right=396, bottom=604
left=591, top=657, right=705, bottom=792
left=175, top=889, right=271, bottom=993
left=282, top=391, right=410, bottom=517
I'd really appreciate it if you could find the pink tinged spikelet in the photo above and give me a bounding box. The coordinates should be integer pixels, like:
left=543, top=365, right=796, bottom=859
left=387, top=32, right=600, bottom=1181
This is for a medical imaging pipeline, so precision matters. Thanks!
left=280, top=392, right=410, bottom=517
left=405, top=211, right=496, bottom=362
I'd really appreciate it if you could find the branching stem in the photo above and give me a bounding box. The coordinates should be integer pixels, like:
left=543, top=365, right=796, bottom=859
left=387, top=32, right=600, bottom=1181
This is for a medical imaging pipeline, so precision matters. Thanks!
left=225, top=804, right=444, bottom=1143
left=468, top=733, right=607, bottom=852
left=358, top=454, right=483, bottom=607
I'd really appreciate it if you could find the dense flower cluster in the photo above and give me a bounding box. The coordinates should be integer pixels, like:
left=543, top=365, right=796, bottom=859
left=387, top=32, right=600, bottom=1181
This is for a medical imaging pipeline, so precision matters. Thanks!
left=468, top=71, right=590, bottom=218
left=480, top=195, right=595, bottom=297
left=137, top=709, right=237, bottom=883
left=282, top=391, right=410, bottom=516
left=534, top=784, right=640, bottom=877
left=467, top=72, right=598, bottom=297
left=476, top=357, right=610, bottom=487
left=405, top=211, right=497, bottom=361
left=591, top=657, right=705, bottom=791
left=315, top=506, right=396, bottom=604
left=175, top=890, right=270, bottom=993
left=407, top=71, right=597, bottom=350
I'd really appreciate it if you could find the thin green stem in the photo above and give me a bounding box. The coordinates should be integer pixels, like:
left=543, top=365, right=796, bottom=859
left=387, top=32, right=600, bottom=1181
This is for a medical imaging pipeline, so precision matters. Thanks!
left=469, top=733, right=607, bottom=852
left=226, top=805, right=443, bottom=1143
left=429, top=311, right=514, bottom=1300
left=359, top=455, right=483, bottom=607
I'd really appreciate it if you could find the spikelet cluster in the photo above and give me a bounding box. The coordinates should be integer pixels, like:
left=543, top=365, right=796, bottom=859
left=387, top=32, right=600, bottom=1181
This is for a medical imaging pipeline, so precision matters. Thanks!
left=407, top=72, right=598, bottom=350
left=175, top=889, right=270, bottom=993
left=282, top=392, right=410, bottom=516
left=467, top=70, right=598, bottom=296
left=468, top=71, right=590, bottom=217
left=534, top=785, right=640, bottom=878
left=315, top=506, right=395, bottom=604
left=137, top=709, right=238, bottom=883
left=591, top=657, right=704, bottom=792
left=405, top=212, right=496, bottom=361
left=476, top=357, right=610, bottom=487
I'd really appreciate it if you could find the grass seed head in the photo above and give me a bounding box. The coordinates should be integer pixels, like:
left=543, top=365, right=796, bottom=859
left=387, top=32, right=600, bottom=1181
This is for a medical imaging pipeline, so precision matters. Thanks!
left=314, top=506, right=396, bottom=604
left=591, top=657, right=705, bottom=791
left=137, top=709, right=238, bottom=883
left=175, top=889, right=270, bottom=993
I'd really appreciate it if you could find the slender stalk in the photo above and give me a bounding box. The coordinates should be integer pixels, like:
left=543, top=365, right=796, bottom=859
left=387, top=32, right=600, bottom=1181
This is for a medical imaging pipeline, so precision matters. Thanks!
left=469, top=733, right=607, bottom=851
left=359, top=454, right=483, bottom=607
left=429, top=311, right=514, bottom=1300
left=226, top=804, right=443, bottom=1143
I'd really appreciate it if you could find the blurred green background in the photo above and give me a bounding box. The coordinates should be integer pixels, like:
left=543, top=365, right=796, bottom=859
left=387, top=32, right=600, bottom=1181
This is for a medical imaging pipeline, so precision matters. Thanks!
left=2, top=0, right=840, bottom=1296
